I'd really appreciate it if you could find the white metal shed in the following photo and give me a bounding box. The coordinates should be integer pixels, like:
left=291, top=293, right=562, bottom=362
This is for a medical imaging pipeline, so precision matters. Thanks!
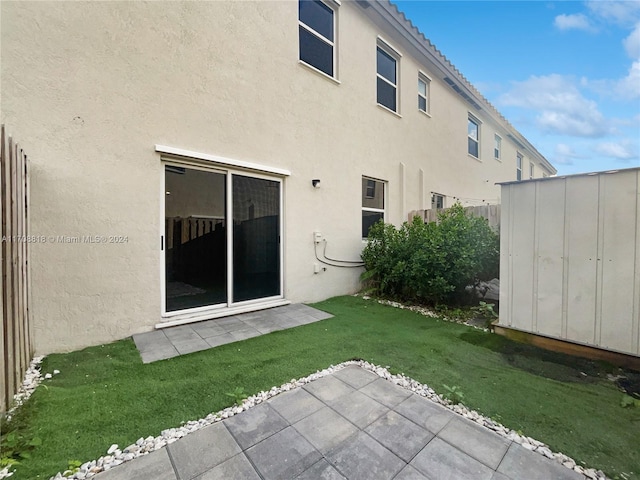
left=498, top=167, right=640, bottom=360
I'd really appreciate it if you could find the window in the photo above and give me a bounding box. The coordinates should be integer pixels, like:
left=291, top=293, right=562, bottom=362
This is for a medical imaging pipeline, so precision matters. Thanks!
left=431, top=193, right=444, bottom=210
left=418, top=74, right=430, bottom=114
left=494, top=134, right=501, bottom=160
left=362, top=177, right=385, bottom=238
left=377, top=45, right=397, bottom=112
left=516, top=152, right=523, bottom=181
left=299, top=0, right=335, bottom=77
left=468, top=116, right=479, bottom=158
left=529, top=162, right=535, bottom=179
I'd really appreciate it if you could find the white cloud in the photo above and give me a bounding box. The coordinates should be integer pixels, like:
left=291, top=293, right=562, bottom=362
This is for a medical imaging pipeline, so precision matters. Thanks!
left=553, top=143, right=582, bottom=165
left=623, top=22, right=640, bottom=58
left=594, top=140, right=639, bottom=160
left=554, top=13, right=594, bottom=31
left=586, top=1, right=640, bottom=27
left=587, top=60, right=640, bottom=99
left=615, top=60, right=640, bottom=98
left=499, top=74, right=609, bottom=137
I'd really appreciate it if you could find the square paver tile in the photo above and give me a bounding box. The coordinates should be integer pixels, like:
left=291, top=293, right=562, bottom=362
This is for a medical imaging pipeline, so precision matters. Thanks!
left=172, top=338, right=211, bottom=355
left=231, top=327, right=262, bottom=342
left=191, top=321, right=227, bottom=339
left=268, top=388, right=325, bottom=424
left=293, top=406, right=359, bottom=453
left=303, top=375, right=355, bottom=403
left=491, top=473, right=512, bottom=480
left=167, top=423, right=241, bottom=480
left=253, top=323, right=284, bottom=334
left=295, top=459, right=346, bottom=479
left=359, top=378, right=412, bottom=408
left=194, top=453, right=261, bottom=480
left=410, top=437, right=494, bottom=480
left=225, top=403, right=289, bottom=450
left=214, top=317, right=247, bottom=332
left=139, top=345, right=179, bottom=363
left=329, top=390, right=389, bottom=428
left=393, top=465, right=429, bottom=480
left=164, top=325, right=200, bottom=342
left=205, top=333, right=237, bottom=348
left=365, top=410, right=434, bottom=462
left=306, top=308, right=333, bottom=320
left=246, top=426, right=322, bottom=480
left=133, top=331, right=171, bottom=353
left=438, top=418, right=511, bottom=470
left=333, top=366, right=379, bottom=389
left=497, top=444, right=584, bottom=480
left=395, top=395, right=455, bottom=434
left=325, top=431, right=405, bottom=480
left=95, top=448, right=176, bottom=480
left=291, top=313, right=320, bottom=325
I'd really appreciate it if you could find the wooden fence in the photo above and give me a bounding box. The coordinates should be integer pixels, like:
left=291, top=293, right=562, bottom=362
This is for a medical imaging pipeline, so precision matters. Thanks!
left=1, top=125, right=32, bottom=414
left=408, top=204, right=501, bottom=231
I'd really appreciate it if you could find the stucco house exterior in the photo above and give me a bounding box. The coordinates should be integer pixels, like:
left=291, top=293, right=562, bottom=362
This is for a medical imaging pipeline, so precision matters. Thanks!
left=1, top=0, right=556, bottom=354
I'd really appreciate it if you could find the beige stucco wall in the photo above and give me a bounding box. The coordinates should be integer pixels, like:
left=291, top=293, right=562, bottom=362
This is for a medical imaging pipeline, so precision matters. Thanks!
left=1, top=1, right=553, bottom=354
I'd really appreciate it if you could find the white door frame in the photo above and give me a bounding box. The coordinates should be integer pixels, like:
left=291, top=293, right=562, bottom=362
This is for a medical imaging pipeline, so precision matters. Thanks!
left=159, top=149, right=289, bottom=326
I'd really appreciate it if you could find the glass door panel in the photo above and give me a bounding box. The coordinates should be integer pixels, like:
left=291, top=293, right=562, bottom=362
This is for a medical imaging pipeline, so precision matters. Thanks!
left=232, top=175, right=281, bottom=303
left=164, top=166, right=226, bottom=311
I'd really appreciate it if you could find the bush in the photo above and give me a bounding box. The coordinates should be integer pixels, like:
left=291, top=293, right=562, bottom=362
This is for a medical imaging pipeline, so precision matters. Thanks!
left=361, top=203, right=499, bottom=304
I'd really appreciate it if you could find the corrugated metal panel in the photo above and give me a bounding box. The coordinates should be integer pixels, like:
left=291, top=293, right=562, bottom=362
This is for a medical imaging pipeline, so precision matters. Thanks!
left=499, top=168, right=640, bottom=357
left=599, top=171, right=637, bottom=352
left=510, top=182, right=536, bottom=331
left=535, top=180, right=565, bottom=338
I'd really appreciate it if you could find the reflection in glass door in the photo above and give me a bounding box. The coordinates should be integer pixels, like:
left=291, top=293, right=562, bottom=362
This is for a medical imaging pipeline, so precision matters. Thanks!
left=164, top=166, right=282, bottom=313
left=164, top=166, right=227, bottom=312
left=232, top=175, right=281, bottom=303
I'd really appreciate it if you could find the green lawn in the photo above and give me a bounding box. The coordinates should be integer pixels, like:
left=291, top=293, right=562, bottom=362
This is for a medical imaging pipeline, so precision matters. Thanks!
left=3, top=296, right=639, bottom=479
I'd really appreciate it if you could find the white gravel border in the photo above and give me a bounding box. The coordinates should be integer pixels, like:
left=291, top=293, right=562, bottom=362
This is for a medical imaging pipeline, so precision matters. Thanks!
left=34, top=360, right=611, bottom=480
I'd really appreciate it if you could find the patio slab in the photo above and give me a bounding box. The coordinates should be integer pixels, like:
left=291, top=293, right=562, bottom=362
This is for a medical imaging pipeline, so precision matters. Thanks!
left=132, top=304, right=334, bottom=363
left=94, top=366, right=588, bottom=480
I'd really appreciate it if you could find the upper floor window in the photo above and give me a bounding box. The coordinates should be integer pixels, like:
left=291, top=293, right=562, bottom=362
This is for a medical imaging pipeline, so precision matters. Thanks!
left=377, top=45, right=398, bottom=112
left=529, top=162, right=535, bottom=179
left=418, top=74, right=430, bottom=114
left=494, top=134, right=501, bottom=160
left=516, top=152, right=523, bottom=181
left=362, top=177, right=385, bottom=238
left=299, top=0, right=335, bottom=77
left=468, top=116, right=479, bottom=158
left=431, top=193, right=444, bottom=210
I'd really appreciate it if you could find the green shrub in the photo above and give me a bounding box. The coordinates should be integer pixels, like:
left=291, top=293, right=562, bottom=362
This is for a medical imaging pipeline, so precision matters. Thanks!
left=361, top=203, right=499, bottom=304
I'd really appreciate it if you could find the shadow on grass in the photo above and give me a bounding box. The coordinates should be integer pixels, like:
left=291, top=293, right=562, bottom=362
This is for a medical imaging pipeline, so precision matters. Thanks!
left=458, top=330, right=617, bottom=384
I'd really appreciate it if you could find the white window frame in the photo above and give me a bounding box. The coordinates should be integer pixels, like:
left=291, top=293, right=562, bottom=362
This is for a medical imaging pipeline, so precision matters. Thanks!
left=376, top=37, right=401, bottom=115
left=529, top=162, right=535, bottom=179
left=431, top=193, right=445, bottom=210
left=494, top=134, right=502, bottom=160
left=362, top=176, right=387, bottom=239
left=516, top=152, right=523, bottom=181
left=298, top=0, right=338, bottom=80
left=468, top=114, right=480, bottom=159
left=418, top=72, right=431, bottom=115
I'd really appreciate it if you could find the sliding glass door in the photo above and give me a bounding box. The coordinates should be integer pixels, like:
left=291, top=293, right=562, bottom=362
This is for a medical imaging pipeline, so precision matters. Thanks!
left=163, top=165, right=281, bottom=314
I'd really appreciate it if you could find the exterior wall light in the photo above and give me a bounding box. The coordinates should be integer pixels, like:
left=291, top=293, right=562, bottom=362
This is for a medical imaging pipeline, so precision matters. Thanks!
left=312, top=179, right=321, bottom=188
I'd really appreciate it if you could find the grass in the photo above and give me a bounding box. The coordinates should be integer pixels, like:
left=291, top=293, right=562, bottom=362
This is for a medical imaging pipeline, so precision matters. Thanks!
left=2, top=295, right=639, bottom=479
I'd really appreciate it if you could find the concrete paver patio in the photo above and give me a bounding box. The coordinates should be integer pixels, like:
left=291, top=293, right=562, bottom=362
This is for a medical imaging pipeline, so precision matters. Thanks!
left=94, top=365, right=585, bottom=480
left=132, top=304, right=333, bottom=363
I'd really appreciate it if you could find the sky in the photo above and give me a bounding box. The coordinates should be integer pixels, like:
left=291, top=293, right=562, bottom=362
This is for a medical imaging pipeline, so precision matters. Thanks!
left=394, top=0, right=640, bottom=176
